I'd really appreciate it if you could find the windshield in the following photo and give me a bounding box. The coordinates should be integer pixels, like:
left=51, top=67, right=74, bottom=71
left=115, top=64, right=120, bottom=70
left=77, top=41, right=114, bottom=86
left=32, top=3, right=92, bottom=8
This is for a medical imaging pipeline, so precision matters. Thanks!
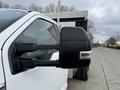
left=0, top=10, right=27, bottom=33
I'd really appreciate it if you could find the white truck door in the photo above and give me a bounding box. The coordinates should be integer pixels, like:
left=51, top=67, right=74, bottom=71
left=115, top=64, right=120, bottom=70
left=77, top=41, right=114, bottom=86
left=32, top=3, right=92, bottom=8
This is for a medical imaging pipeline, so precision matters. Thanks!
left=0, top=51, right=5, bottom=89
left=2, top=16, right=68, bottom=90
left=59, top=22, right=75, bottom=27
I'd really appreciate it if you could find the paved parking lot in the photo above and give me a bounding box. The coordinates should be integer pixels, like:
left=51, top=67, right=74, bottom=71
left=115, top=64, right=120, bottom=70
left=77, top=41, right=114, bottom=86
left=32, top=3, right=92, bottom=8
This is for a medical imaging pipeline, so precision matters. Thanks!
left=68, top=47, right=120, bottom=90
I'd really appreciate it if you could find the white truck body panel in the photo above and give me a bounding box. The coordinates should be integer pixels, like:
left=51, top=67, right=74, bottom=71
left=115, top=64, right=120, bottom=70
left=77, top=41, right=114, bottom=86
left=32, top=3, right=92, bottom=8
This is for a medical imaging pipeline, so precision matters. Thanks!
left=44, top=11, right=88, bottom=19
left=60, top=22, right=75, bottom=27
left=0, top=51, right=5, bottom=88
left=0, top=11, right=68, bottom=90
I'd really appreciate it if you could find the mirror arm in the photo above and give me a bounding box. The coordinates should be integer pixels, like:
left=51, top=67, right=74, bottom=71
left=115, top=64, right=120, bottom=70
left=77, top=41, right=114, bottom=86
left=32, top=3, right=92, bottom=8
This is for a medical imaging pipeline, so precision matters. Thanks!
left=16, top=43, right=59, bottom=53
left=19, top=58, right=60, bottom=69
left=33, top=60, right=59, bottom=67
left=15, top=44, right=59, bottom=56
left=35, top=44, right=59, bottom=50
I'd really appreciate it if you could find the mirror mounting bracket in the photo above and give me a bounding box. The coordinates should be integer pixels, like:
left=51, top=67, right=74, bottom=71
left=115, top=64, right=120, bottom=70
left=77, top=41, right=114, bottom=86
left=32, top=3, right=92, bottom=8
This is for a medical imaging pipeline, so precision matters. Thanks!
left=19, top=58, right=60, bottom=69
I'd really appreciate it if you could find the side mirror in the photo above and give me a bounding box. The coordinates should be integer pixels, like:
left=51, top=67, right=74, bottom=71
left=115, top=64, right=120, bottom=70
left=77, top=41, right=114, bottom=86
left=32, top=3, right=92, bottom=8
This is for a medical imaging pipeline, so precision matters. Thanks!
left=59, top=27, right=91, bottom=68
left=10, top=27, right=92, bottom=74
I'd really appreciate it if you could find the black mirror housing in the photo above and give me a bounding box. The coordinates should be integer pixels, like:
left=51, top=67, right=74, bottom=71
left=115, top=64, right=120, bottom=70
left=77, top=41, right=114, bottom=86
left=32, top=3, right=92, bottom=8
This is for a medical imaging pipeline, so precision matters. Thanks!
left=59, top=27, right=91, bottom=68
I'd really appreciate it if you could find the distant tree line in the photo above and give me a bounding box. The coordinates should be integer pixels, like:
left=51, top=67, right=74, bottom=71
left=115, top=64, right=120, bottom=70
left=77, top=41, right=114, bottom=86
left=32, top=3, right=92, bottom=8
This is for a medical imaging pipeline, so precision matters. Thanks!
left=0, top=1, right=77, bottom=12
left=0, top=1, right=10, bottom=8
left=105, top=32, right=120, bottom=46
left=87, top=20, right=96, bottom=41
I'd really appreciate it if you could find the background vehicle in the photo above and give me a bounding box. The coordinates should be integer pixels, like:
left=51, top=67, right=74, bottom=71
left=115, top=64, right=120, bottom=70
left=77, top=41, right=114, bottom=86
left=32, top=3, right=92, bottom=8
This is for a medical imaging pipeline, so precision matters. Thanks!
left=0, top=9, right=91, bottom=90
left=45, top=11, right=90, bottom=81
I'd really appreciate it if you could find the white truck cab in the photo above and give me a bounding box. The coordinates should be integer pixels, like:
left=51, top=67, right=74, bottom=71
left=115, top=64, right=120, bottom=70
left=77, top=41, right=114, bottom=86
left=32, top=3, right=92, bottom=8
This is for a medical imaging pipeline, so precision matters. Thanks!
left=0, top=52, right=5, bottom=88
left=0, top=9, right=91, bottom=90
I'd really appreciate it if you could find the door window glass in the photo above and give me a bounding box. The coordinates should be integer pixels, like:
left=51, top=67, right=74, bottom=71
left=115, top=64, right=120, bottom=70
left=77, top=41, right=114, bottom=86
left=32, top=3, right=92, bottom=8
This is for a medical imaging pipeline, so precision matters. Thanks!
left=15, top=19, right=58, bottom=60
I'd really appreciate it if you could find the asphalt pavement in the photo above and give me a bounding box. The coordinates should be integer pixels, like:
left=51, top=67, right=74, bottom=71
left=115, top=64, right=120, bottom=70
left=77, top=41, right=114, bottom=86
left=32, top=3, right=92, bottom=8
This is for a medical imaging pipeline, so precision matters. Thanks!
left=68, top=47, right=120, bottom=90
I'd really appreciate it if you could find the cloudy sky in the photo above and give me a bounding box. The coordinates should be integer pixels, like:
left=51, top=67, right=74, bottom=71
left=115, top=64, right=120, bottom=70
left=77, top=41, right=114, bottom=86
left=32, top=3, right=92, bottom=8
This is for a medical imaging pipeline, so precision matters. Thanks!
left=2, top=0, right=120, bottom=43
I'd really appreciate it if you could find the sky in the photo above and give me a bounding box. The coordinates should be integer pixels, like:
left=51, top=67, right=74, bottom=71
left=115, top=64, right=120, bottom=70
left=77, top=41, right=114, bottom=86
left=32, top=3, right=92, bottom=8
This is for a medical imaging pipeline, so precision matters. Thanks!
left=2, top=0, right=120, bottom=43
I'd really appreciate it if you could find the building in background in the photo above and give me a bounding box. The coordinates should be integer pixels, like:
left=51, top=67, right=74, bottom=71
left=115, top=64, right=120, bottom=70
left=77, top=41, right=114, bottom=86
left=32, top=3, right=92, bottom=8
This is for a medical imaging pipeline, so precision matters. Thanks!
left=44, top=11, right=88, bottom=31
left=45, top=11, right=89, bottom=79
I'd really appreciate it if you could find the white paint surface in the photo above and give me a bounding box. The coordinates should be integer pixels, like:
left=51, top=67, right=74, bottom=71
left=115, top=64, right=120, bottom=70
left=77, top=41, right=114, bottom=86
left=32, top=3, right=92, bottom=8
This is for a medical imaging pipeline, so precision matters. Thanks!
left=59, top=22, right=75, bottom=27
left=0, top=51, right=5, bottom=88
